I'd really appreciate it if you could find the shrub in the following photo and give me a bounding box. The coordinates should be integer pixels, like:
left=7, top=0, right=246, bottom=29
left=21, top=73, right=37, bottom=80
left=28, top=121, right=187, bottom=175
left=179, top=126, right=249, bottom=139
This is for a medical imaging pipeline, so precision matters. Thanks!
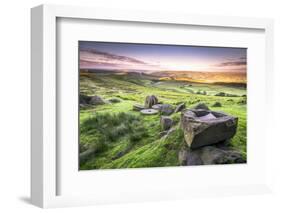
left=237, top=98, right=247, bottom=105
left=129, top=130, right=148, bottom=143
left=215, top=92, right=239, bottom=97
left=80, top=112, right=148, bottom=154
left=212, top=102, right=222, bottom=107
left=215, top=92, right=226, bottom=96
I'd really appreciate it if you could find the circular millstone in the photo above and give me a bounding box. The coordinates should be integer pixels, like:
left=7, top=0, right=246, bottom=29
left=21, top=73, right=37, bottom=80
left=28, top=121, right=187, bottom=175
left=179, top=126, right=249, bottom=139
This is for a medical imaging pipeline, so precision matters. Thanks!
left=140, top=109, right=159, bottom=115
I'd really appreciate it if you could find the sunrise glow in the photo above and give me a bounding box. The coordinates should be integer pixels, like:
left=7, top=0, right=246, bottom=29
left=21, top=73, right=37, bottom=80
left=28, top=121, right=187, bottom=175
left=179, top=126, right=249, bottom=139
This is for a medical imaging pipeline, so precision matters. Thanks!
left=79, top=41, right=247, bottom=83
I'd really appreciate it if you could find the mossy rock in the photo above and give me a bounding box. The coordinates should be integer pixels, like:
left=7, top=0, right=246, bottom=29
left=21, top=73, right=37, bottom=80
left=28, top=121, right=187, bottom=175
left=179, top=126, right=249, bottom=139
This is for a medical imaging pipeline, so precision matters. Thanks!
left=212, top=102, right=222, bottom=107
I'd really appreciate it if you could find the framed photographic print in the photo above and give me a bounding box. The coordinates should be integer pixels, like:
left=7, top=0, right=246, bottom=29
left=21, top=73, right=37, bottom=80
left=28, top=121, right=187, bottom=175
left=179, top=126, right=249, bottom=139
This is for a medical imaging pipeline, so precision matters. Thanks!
left=31, top=4, right=274, bottom=208
left=78, top=41, right=247, bottom=170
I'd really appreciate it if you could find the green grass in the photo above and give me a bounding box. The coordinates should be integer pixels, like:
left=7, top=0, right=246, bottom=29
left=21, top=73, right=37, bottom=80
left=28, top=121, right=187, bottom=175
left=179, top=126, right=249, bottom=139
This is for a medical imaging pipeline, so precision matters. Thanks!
left=79, top=72, right=247, bottom=170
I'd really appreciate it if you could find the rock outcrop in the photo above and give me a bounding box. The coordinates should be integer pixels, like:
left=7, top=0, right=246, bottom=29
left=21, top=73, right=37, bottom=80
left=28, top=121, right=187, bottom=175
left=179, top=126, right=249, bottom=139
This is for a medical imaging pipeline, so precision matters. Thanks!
left=80, top=94, right=91, bottom=104
left=89, top=95, right=106, bottom=105
left=212, top=102, right=222, bottom=107
left=160, top=116, right=173, bottom=131
left=80, top=94, right=106, bottom=106
left=178, top=145, right=245, bottom=166
left=197, top=146, right=245, bottom=164
left=108, top=97, right=121, bottom=103
left=178, top=148, right=188, bottom=166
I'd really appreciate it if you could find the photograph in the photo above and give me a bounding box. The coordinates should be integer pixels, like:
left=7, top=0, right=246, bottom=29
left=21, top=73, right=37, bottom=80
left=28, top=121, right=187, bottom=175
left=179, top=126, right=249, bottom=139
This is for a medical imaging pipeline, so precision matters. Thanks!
left=79, top=41, right=247, bottom=170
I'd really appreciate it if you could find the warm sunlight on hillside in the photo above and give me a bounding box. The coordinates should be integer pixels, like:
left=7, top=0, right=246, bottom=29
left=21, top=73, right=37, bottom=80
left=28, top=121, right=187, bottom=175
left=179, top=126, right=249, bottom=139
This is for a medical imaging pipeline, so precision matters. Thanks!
left=154, top=71, right=246, bottom=84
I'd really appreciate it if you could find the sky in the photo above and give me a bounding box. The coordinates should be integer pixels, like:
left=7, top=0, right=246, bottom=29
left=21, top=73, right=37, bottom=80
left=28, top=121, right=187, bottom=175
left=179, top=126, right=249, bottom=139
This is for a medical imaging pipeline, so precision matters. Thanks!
left=79, top=41, right=247, bottom=73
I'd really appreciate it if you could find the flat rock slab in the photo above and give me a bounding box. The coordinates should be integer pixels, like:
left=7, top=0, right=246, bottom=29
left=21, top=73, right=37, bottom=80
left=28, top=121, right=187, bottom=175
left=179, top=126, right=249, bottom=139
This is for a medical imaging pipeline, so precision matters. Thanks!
left=152, top=104, right=174, bottom=115
left=140, top=108, right=159, bottom=115
left=152, top=104, right=163, bottom=110
left=133, top=104, right=146, bottom=111
left=159, top=104, right=174, bottom=115
left=181, top=109, right=238, bottom=149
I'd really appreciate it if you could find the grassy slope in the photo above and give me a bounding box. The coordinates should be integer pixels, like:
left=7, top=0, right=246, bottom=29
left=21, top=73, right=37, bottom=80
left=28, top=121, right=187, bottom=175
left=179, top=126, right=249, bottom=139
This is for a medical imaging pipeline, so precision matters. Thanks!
left=79, top=72, right=247, bottom=170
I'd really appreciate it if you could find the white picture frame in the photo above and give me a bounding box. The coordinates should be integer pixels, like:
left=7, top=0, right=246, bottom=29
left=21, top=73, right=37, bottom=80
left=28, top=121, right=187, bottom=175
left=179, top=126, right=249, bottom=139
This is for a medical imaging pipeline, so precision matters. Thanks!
left=31, top=4, right=274, bottom=208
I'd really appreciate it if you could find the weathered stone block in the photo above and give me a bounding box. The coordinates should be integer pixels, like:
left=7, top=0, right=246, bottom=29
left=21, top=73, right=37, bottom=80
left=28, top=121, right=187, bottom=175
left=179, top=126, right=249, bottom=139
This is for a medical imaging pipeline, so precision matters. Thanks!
left=145, top=95, right=158, bottom=108
left=181, top=109, right=238, bottom=149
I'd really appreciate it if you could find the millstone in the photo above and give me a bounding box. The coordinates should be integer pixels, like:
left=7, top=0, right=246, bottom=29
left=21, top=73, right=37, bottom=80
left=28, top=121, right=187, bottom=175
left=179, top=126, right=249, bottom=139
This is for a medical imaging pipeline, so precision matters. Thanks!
left=140, top=109, right=159, bottom=115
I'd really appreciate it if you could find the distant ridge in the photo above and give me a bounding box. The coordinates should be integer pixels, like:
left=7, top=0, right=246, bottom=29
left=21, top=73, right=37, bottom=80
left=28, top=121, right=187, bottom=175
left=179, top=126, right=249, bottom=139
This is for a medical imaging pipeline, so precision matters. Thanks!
left=80, top=69, right=247, bottom=85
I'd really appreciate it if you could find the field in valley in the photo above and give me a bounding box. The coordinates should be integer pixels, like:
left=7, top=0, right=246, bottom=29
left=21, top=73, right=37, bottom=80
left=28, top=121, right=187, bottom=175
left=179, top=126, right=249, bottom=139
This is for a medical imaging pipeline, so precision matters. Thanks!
left=79, top=71, right=247, bottom=170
